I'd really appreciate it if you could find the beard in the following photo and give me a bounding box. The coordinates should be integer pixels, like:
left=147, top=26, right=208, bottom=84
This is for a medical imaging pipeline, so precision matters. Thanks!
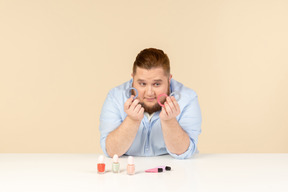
left=132, top=80, right=171, bottom=115
left=139, top=87, right=170, bottom=114
left=140, top=102, right=162, bottom=114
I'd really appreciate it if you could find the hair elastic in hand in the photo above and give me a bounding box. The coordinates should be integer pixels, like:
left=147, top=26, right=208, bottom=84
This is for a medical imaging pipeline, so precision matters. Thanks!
left=157, top=93, right=168, bottom=107
left=126, top=87, right=138, bottom=100
left=169, top=91, right=181, bottom=101
left=157, top=91, right=181, bottom=107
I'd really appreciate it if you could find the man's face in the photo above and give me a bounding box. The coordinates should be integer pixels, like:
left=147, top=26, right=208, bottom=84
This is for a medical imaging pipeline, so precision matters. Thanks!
left=132, top=67, right=172, bottom=114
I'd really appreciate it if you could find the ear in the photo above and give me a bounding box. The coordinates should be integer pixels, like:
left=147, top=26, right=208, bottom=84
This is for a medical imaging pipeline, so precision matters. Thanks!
left=169, top=74, right=172, bottom=83
left=131, top=73, right=134, bottom=85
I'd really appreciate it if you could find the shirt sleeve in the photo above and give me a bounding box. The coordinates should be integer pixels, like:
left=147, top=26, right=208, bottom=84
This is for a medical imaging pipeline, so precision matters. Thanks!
left=99, top=90, right=123, bottom=157
left=166, top=91, right=202, bottom=159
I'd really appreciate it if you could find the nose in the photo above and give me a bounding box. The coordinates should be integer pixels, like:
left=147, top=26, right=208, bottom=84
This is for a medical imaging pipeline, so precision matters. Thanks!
left=146, top=85, right=154, bottom=96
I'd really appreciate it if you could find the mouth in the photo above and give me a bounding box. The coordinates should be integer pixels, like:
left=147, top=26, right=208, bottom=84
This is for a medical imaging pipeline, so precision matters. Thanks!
left=144, top=97, right=156, bottom=102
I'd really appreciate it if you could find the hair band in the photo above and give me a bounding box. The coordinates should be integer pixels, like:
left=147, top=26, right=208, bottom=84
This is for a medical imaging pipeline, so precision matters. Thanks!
left=157, top=92, right=181, bottom=107
left=126, top=87, right=138, bottom=100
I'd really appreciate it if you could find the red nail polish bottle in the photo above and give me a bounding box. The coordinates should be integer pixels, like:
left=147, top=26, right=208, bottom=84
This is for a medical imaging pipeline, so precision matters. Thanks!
left=97, top=155, right=105, bottom=174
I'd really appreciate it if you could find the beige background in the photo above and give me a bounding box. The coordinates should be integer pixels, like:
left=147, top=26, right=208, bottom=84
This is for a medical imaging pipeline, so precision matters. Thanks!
left=0, top=0, right=287, bottom=153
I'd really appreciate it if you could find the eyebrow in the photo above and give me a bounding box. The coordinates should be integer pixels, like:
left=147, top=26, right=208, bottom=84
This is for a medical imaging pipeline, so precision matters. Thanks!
left=137, top=79, right=163, bottom=82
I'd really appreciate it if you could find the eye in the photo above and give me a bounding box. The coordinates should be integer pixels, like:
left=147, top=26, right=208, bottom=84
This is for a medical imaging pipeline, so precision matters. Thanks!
left=154, top=83, right=161, bottom=87
left=139, top=82, right=146, bottom=86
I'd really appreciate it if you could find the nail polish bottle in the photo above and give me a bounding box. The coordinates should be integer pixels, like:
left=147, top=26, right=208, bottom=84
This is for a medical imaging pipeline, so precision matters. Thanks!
left=112, top=154, right=120, bottom=173
left=97, top=155, right=105, bottom=174
left=127, top=156, right=135, bottom=175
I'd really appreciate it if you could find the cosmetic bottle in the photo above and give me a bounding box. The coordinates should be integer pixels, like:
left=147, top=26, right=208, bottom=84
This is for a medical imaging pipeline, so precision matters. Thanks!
left=97, top=155, right=105, bottom=174
left=127, top=156, right=135, bottom=175
left=112, top=154, right=120, bottom=173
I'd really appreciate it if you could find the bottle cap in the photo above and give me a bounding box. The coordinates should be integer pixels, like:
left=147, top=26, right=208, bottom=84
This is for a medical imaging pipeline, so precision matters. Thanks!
left=98, top=155, right=104, bottom=163
left=127, top=156, right=134, bottom=164
left=165, top=166, right=171, bottom=171
left=113, top=154, right=119, bottom=163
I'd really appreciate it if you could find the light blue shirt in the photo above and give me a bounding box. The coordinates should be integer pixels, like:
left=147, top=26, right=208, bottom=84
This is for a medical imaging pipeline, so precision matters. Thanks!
left=99, top=79, right=202, bottom=159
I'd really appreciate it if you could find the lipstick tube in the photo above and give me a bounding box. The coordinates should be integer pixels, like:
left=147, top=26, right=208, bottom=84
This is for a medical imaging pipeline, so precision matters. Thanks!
left=145, top=168, right=163, bottom=173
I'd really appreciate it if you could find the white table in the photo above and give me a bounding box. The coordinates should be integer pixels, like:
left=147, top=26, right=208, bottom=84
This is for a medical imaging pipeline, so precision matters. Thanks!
left=0, top=154, right=287, bottom=192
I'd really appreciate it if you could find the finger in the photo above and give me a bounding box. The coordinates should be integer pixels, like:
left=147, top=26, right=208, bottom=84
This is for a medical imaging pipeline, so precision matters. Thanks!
left=134, top=104, right=142, bottom=113
left=160, top=105, right=168, bottom=117
left=170, top=96, right=180, bottom=113
left=129, top=99, right=140, bottom=111
left=139, top=107, right=144, bottom=115
left=166, top=97, right=176, bottom=112
left=124, top=95, right=134, bottom=110
left=164, top=101, right=173, bottom=116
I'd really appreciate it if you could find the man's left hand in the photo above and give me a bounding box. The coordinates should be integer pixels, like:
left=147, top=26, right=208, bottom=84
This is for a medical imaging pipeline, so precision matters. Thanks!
left=159, top=96, right=180, bottom=121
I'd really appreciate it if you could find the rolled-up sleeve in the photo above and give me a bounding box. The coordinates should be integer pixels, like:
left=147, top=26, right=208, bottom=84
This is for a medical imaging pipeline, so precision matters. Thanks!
left=166, top=92, right=202, bottom=159
left=99, top=90, right=123, bottom=157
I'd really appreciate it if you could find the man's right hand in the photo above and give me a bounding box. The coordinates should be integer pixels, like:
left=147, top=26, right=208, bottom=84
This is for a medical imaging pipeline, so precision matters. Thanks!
left=124, top=95, right=144, bottom=121
left=106, top=95, right=144, bottom=157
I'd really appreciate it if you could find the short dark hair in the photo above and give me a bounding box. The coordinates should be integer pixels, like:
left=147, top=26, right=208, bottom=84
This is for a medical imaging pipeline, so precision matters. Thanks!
left=133, top=48, right=170, bottom=76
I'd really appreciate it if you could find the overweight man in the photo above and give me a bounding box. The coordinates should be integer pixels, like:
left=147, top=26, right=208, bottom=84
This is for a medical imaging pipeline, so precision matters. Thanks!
left=99, top=48, right=202, bottom=159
